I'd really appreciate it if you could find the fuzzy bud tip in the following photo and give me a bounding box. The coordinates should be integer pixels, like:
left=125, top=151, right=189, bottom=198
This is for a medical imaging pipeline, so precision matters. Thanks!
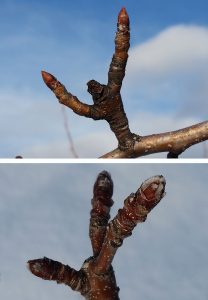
left=139, top=175, right=166, bottom=208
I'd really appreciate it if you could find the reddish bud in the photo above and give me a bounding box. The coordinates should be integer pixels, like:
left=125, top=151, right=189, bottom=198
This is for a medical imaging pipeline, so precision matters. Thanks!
left=28, top=257, right=62, bottom=281
left=41, top=70, right=57, bottom=89
left=93, top=171, right=114, bottom=207
left=138, top=175, right=166, bottom=210
left=27, top=258, right=47, bottom=279
left=118, top=7, right=129, bottom=26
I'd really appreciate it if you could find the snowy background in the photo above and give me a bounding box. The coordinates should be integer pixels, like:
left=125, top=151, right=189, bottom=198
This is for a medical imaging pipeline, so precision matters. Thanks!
left=0, top=163, right=208, bottom=299
left=0, top=0, right=207, bottom=158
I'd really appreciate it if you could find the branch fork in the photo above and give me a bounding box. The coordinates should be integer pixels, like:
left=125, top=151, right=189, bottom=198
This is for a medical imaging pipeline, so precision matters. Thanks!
left=41, top=7, right=208, bottom=158
left=42, top=7, right=140, bottom=152
left=28, top=170, right=166, bottom=299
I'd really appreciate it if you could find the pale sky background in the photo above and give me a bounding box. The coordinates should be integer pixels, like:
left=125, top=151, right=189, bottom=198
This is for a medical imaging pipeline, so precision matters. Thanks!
left=0, top=0, right=208, bottom=158
left=0, top=163, right=208, bottom=299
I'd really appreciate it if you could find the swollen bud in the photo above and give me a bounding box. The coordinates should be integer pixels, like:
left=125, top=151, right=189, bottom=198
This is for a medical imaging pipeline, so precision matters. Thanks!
left=93, top=171, right=113, bottom=199
left=41, top=70, right=57, bottom=89
left=118, top=7, right=129, bottom=27
left=138, top=175, right=166, bottom=210
left=27, top=257, right=59, bottom=280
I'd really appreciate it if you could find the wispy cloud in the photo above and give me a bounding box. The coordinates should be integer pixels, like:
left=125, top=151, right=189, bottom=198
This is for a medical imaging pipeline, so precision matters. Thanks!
left=128, top=25, right=208, bottom=77
left=125, top=25, right=208, bottom=118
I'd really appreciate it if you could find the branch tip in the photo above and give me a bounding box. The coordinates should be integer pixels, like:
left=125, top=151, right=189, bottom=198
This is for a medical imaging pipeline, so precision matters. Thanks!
left=95, top=170, right=113, bottom=190
left=93, top=170, right=114, bottom=205
left=41, top=70, right=56, bottom=88
left=139, top=175, right=166, bottom=206
left=27, top=259, right=42, bottom=277
left=118, top=7, right=129, bottom=26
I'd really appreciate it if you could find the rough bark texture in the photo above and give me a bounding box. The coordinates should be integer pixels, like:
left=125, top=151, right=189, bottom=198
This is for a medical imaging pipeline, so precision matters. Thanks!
left=28, top=170, right=166, bottom=299
left=101, top=121, right=208, bottom=158
left=42, top=8, right=139, bottom=152
left=41, top=7, right=208, bottom=158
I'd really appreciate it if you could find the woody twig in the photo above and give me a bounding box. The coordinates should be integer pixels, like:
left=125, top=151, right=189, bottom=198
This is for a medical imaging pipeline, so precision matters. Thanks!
left=28, top=171, right=166, bottom=300
left=41, top=7, right=208, bottom=158
left=41, top=7, right=139, bottom=152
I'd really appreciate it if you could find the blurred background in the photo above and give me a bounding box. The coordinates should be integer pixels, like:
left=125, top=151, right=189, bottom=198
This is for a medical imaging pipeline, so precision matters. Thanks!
left=0, top=163, right=208, bottom=299
left=0, top=0, right=208, bottom=157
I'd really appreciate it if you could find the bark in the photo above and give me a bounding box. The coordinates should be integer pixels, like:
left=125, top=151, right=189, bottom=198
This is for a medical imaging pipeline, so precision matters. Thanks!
left=28, top=171, right=166, bottom=299
left=101, top=121, right=208, bottom=158
left=41, top=7, right=140, bottom=152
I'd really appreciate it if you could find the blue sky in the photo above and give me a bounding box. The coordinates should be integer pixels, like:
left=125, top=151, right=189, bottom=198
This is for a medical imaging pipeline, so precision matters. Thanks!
left=1, top=163, right=208, bottom=299
left=0, top=0, right=207, bottom=157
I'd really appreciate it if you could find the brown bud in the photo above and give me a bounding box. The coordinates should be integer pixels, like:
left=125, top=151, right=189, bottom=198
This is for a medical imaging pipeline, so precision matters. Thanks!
left=41, top=70, right=57, bottom=89
left=28, top=257, right=61, bottom=280
left=93, top=171, right=114, bottom=207
left=137, top=175, right=166, bottom=210
left=118, top=7, right=129, bottom=27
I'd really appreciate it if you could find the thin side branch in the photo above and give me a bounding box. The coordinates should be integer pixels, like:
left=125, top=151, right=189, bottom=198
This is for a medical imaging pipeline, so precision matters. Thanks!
left=101, top=121, right=208, bottom=158
left=41, top=71, right=93, bottom=118
left=27, top=257, right=87, bottom=295
left=60, top=105, right=79, bottom=158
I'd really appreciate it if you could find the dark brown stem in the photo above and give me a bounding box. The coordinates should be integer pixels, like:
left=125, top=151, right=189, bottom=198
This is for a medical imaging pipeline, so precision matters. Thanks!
left=92, top=175, right=166, bottom=275
left=107, top=7, right=130, bottom=94
left=27, top=257, right=87, bottom=295
left=42, top=8, right=140, bottom=151
left=89, top=171, right=114, bottom=256
left=28, top=172, right=166, bottom=299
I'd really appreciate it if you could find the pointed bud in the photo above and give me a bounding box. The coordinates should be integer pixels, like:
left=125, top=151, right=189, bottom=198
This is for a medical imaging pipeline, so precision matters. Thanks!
left=28, top=257, right=61, bottom=280
left=138, top=175, right=166, bottom=210
left=41, top=70, right=57, bottom=89
left=27, top=258, right=46, bottom=278
left=118, top=7, right=129, bottom=26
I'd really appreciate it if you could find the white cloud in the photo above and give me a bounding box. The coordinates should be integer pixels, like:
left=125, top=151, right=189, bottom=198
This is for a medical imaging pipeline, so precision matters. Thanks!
left=127, top=25, right=208, bottom=78
left=124, top=25, right=208, bottom=119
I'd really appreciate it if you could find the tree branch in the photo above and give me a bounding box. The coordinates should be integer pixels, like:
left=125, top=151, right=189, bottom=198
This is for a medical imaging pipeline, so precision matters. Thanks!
left=91, top=175, right=166, bottom=275
left=42, top=8, right=140, bottom=151
left=28, top=172, right=166, bottom=299
left=41, top=7, right=207, bottom=158
left=101, top=121, right=208, bottom=158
